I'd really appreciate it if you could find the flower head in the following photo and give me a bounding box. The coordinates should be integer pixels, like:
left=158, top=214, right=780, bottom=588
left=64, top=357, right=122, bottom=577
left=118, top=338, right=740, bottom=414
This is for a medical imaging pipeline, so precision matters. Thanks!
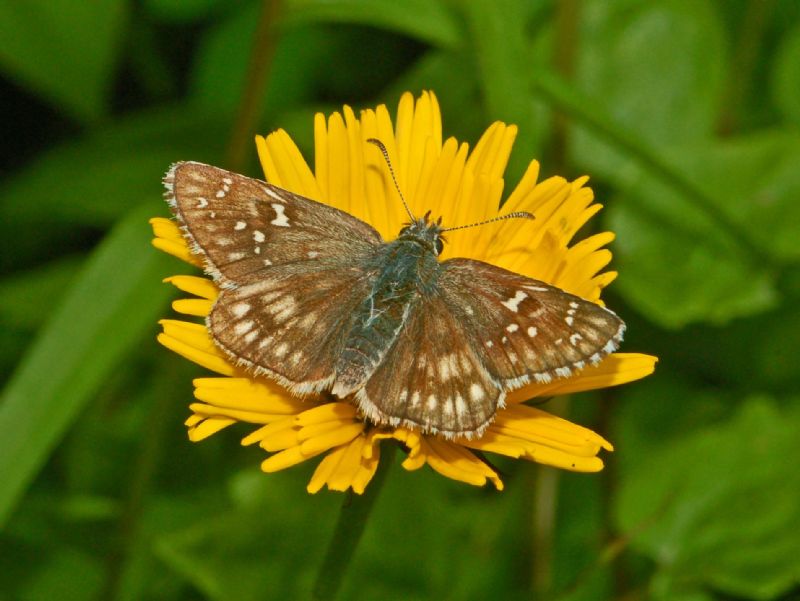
left=152, top=91, right=656, bottom=493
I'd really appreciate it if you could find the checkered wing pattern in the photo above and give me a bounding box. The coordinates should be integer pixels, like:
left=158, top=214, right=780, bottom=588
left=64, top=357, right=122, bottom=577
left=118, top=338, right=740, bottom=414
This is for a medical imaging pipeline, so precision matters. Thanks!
left=165, top=161, right=383, bottom=393
left=164, top=161, right=382, bottom=286
left=439, top=258, right=625, bottom=388
left=357, top=258, right=625, bottom=438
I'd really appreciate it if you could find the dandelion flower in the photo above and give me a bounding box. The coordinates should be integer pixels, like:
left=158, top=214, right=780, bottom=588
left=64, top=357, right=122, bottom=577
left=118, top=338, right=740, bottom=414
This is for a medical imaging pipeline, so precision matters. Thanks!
left=152, top=91, right=657, bottom=493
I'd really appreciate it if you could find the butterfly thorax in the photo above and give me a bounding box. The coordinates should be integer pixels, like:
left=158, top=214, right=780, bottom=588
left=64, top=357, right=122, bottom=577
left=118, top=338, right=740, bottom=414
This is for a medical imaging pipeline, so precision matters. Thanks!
left=396, top=216, right=445, bottom=255
left=331, top=218, right=444, bottom=397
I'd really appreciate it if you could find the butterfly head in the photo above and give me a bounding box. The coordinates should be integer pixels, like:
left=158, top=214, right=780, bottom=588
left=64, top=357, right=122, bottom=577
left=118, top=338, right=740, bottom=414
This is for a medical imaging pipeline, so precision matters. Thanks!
left=398, top=211, right=446, bottom=255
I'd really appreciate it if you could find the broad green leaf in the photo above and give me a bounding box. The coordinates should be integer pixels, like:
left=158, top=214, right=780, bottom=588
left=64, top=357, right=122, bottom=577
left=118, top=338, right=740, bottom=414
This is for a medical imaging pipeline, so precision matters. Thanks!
left=610, top=201, right=777, bottom=328
left=0, top=204, right=175, bottom=526
left=616, top=399, right=800, bottom=600
left=0, top=0, right=127, bottom=122
left=143, top=0, right=247, bottom=22
left=17, top=545, right=105, bottom=601
left=572, top=0, right=726, bottom=180
left=0, top=257, right=81, bottom=330
left=771, top=23, right=800, bottom=126
left=610, top=130, right=800, bottom=327
left=283, top=0, right=463, bottom=48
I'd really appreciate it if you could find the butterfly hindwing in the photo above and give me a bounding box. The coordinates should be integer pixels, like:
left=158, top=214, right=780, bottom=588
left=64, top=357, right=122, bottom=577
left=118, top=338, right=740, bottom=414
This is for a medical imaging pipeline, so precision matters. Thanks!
left=165, top=161, right=382, bottom=285
left=438, top=258, right=625, bottom=388
left=209, top=263, right=375, bottom=394
left=356, top=291, right=502, bottom=438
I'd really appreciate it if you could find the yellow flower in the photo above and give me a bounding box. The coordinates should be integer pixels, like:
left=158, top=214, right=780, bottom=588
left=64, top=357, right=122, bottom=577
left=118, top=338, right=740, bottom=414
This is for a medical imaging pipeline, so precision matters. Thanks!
left=152, top=91, right=657, bottom=493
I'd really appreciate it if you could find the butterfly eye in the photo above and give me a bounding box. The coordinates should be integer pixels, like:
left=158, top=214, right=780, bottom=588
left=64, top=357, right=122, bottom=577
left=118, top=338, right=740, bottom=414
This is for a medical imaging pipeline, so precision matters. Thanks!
left=435, top=237, right=444, bottom=255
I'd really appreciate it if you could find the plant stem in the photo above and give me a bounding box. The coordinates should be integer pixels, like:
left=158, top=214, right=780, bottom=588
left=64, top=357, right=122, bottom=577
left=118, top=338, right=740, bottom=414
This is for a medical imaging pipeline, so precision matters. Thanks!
left=311, top=444, right=395, bottom=601
left=225, top=0, right=282, bottom=172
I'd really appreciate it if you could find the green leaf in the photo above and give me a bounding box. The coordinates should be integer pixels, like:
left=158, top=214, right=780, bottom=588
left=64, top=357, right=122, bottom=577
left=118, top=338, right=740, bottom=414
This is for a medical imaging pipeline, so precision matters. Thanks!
left=615, top=398, right=800, bottom=600
left=0, top=204, right=175, bottom=526
left=610, top=130, right=800, bottom=327
left=143, top=0, right=247, bottom=22
left=771, top=23, right=800, bottom=126
left=17, top=545, right=105, bottom=601
left=0, top=257, right=82, bottom=330
left=571, top=0, right=726, bottom=180
left=283, top=0, right=463, bottom=48
left=0, top=0, right=127, bottom=122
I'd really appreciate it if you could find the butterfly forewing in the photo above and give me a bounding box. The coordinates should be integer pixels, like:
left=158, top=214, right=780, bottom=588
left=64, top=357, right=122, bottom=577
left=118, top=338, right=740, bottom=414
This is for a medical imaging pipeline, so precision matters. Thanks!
left=166, top=161, right=385, bottom=393
left=438, top=258, right=625, bottom=388
left=165, top=161, right=382, bottom=285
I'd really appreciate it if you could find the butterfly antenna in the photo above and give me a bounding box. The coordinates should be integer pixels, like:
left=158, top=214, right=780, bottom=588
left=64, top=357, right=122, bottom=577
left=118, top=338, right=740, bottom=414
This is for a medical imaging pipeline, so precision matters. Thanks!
left=441, top=211, right=534, bottom=232
left=367, top=138, right=416, bottom=221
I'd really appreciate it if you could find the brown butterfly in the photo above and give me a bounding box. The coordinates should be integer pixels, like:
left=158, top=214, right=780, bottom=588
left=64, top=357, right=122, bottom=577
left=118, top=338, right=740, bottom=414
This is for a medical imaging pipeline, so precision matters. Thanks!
left=164, top=140, right=624, bottom=439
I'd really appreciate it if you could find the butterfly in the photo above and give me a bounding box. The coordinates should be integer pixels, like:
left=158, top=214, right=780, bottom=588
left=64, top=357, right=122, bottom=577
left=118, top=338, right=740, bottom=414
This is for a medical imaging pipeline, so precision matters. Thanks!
left=163, top=140, right=624, bottom=439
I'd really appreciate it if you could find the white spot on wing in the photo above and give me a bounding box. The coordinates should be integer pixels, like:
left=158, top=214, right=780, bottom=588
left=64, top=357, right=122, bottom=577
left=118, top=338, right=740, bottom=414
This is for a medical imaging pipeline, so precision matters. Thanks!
left=469, top=383, right=484, bottom=402
left=234, top=221, right=247, bottom=230
left=506, top=323, right=519, bottom=333
left=527, top=326, right=538, bottom=337
left=501, top=290, right=527, bottom=312
left=234, top=320, right=254, bottom=335
left=427, top=395, right=437, bottom=410
left=455, top=394, right=468, bottom=418
left=253, top=230, right=265, bottom=243
left=232, top=303, right=251, bottom=318
left=270, top=203, right=290, bottom=227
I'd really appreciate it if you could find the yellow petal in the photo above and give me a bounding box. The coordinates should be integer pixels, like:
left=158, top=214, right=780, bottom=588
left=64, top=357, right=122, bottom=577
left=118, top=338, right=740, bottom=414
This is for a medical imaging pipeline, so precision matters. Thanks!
left=172, top=298, right=212, bottom=317
left=300, top=422, right=364, bottom=456
left=261, top=445, right=323, bottom=472
left=417, top=438, right=503, bottom=489
left=295, top=402, right=358, bottom=426
left=157, top=330, right=234, bottom=376
left=193, top=377, right=305, bottom=414
left=507, top=353, right=659, bottom=402
left=164, top=275, right=218, bottom=300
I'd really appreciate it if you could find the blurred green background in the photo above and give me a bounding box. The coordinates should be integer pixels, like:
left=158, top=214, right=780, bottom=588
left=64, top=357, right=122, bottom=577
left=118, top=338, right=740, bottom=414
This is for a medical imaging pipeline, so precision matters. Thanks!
left=2, top=0, right=800, bottom=599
